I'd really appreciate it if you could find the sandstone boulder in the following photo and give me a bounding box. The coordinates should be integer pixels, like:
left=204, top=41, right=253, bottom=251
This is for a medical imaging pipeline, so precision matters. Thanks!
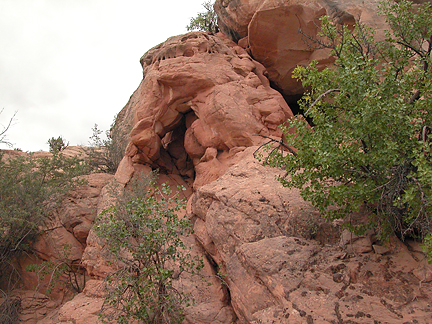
left=114, top=31, right=294, bottom=189
left=191, top=146, right=325, bottom=262
left=56, top=173, right=114, bottom=244
left=37, top=280, right=105, bottom=324
left=190, top=147, right=432, bottom=323
left=215, top=0, right=388, bottom=97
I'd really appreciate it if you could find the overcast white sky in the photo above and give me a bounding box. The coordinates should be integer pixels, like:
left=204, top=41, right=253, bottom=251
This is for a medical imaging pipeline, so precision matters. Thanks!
left=0, top=0, right=207, bottom=151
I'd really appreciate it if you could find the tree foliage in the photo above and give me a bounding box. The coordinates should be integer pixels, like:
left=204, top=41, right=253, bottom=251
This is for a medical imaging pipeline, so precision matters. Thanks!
left=86, top=123, right=125, bottom=174
left=187, top=1, right=218, bottom=34
left=95, top=172, right=202, bottom=324
left=261, top=1, right=432, bottom=258
left=47, top=136, right=68, bottom=153
left=0, top=150, right=88, bottom=289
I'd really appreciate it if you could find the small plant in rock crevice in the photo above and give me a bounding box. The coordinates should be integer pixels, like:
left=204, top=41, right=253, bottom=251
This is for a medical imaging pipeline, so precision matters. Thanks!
left=86, top=122, right=126, bottom=174
left=95, top=171, right=203, bottom=324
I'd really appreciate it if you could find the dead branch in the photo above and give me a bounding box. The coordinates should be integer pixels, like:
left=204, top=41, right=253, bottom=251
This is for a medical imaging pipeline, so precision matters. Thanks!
left=305, top=89, right=341, bottom=115
left=253, top=134, right=297, bottom=158
left=0, top=110, right=17, bottom=147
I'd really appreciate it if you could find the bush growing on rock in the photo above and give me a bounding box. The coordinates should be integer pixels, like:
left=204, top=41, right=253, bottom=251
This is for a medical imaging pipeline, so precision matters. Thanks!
left=262, top=0, right=432, bottom=260
left=86, top=123, right=125, bottom=174
left=187, top=1, right=218, bottom=33
left=0, top=150, right=88, bottom=290
left=95, top=172, right=203, bottom=324
left=26, top=243, right=86, bottom=294
left=47, top=136, right=68, bottom=153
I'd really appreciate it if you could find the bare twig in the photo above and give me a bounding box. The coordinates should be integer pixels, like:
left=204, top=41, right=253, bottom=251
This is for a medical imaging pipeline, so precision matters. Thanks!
left=299, top=26, right=331, bottom=50
left=253, top=134, right=297, bottom=157
left=305, top=89, right=341, bottom=115
left=397, top=40, right=424, bottom=57
left=0, top=110, right=17, bottom=147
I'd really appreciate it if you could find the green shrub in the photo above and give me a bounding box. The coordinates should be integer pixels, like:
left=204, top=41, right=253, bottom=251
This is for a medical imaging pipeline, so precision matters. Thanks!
left=86, top=123, right=124, bottom=174
left=0, top=150, right=88, bottom=289
left=187, top=1, right=218, bottom=33
left=260, top=0, right=432, bottom=259
left=95, top=172, right=203, bottom=324
left=47, top=136, right=68, bottom=153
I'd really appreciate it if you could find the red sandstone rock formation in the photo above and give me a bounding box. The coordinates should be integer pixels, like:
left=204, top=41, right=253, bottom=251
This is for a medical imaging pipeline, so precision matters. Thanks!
left=190, top=148, right=432, bottom=323
left=73, top=148, right=432, bottom=324
left=6, top=1, right=432, bottom=323
left=215, top=0, right=388, bottom=97
left=0, top=147, right=113, bottom=323
left=113, top=31, right=293, bottom=190
left=80, top=34, right=296, bottom=321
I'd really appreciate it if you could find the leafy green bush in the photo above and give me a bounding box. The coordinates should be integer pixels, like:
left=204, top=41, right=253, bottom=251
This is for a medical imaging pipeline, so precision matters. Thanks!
left=47, top=136, right=68, bottom=153
left=86, top=123, right=124, bottom=174
left=187, top=1, right=218, bottom=33
left=0, top=150, right=88, bottom=289
left=95, top=172, right=203, bottom=324
left=261, top=1, right=432, bottom=258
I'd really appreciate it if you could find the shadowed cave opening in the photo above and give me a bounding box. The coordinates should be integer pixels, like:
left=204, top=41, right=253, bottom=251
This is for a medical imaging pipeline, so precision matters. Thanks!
left=268, top=80, right=313, bottom=125
left=151, top=110, right=236, bottom=313
left=156, top=110, right=196, bottom=185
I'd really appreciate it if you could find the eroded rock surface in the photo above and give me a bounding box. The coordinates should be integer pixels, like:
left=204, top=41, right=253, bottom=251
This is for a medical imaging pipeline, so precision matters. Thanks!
left=5, top=2, right=432, bottom=321
left=13, top=169, right=112, bottom=322
left=215, top=0, right=388, bottom=97
left=37, top=280, right=105, bottom=324
left=114, top=31, right=293, bottom=190
left=191, top=147, right=432, bottom=323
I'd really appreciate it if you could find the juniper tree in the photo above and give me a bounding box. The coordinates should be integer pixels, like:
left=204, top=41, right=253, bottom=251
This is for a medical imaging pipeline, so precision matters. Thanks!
left=261, top=0, right=432, bottom=260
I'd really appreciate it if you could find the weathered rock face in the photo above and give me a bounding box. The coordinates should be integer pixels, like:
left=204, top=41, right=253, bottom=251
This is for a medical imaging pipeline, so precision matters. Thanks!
left=215, top=0, right=388, bottom=97
left=114, top=31, right=293, bottom=189
left=36, top=280, right=105, bottom=324
left=15, top=171, right=113, bottom=322
left=191, top=147, right=432, bottom=323
left=80, top=170, right=239, bottom=323
left=191, top=147, right=326, bottom=266
left=10, top=1, right=432, bottom=321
